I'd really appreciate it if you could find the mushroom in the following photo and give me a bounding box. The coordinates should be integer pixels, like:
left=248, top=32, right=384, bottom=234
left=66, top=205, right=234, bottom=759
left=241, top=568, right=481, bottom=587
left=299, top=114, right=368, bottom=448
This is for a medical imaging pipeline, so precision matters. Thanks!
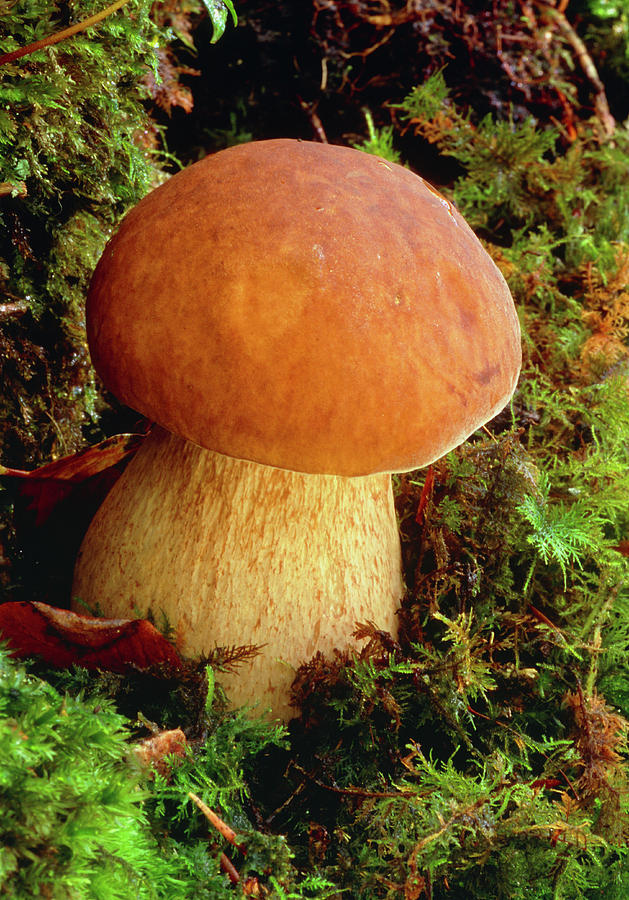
left=72, top=139, right=521, bottom=719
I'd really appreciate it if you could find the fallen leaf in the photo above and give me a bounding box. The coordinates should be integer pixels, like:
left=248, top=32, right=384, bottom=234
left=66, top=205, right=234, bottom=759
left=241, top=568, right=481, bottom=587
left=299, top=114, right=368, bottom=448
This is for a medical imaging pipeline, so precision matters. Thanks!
left=0, top=431, right=147, bottom=528
left=0, top=601, right=182, bottom=672
left=0, top=431, right=147, bottom=605
left=134, top=727, right=188, bottom=776
left=415, top=464, right=435, bottom=525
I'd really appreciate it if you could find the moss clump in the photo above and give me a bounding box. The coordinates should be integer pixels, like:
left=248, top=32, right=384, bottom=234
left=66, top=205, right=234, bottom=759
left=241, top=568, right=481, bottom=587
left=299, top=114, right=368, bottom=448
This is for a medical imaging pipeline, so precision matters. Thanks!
left=0, top=0, right=238, bottom=468
left=0, top=645, right=187, bottom=897
left=1, top=0, right=160, bottom=467
left=1, top=650, right=337, bottom=899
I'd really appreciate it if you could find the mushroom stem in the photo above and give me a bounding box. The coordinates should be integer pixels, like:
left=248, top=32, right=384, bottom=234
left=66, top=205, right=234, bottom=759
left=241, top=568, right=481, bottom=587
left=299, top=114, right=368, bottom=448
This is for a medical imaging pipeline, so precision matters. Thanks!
left=72, top=427, right=403, bottom=719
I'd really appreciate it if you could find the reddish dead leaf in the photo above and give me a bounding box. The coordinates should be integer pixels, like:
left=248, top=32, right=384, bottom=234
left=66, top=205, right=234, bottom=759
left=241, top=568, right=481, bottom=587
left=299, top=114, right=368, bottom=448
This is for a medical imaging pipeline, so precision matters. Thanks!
left=415, top=465, right=435, bottom=525
left=0, top=431, right=147, bottom=606
left=529, top=604, right=567, bottom=631
left=143, top=47, right=199, bottom=115
left=0, top=431, right=147, bottom=528
left=134, top=727, right=188, bottom=777
left=0, top=601, right=182, bottom=672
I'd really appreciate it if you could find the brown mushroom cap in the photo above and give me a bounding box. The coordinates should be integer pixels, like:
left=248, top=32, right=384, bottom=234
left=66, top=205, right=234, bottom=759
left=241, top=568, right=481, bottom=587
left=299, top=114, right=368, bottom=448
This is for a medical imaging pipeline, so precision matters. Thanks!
left=87, top=139, right=521, bottom=476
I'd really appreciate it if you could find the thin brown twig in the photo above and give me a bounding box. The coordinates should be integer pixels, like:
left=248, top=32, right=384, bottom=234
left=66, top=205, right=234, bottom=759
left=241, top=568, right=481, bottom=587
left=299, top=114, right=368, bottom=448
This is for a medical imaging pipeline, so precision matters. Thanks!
left=408, top=796, right=489, bottom=858
left=0, top=300, right=29, bottom=319
left=0, top=0, right=131, bottom=66
left=534, top=0, right=615, bottom=136
left=0, top=182, right=27, bottom=198
left=289, top=761, right=416, bottom=800
left=338, top=27, right=395, bottom=60
left=298, top=98, right=328, bottom=143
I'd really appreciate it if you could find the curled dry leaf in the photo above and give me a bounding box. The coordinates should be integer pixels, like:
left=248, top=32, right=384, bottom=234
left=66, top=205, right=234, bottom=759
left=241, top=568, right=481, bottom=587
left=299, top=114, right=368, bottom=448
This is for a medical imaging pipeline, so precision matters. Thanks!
left=134, top=727, right=188, bottom=777
left=0, top=601, right=182, bottom=672
left=0, top=431, right=147, bottom=606
left=0, top=431, right=148, bottom=529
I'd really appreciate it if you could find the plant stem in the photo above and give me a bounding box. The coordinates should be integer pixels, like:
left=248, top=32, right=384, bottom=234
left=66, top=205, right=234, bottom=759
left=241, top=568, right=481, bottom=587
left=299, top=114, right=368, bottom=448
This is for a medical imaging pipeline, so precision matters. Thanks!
left=0, top=0, right=131, bottom=66
left=535, top=0, right=615, bottom=137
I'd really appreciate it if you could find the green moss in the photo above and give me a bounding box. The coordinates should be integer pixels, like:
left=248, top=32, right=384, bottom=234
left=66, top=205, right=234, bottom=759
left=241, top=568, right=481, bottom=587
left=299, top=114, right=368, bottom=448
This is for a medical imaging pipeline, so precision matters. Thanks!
left=0, top=0, right=231, bottom=467
left=0, top=648, right=339, bottom=899
left=0, top=645, right=187, bottom=897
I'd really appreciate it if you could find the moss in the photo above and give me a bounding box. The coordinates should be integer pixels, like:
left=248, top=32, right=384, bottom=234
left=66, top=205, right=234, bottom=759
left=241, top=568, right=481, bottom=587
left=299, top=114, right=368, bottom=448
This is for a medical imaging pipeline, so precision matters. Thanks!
left=0, top=0, right=240, bottom=467
left=0, top=645, right=191, bottom=897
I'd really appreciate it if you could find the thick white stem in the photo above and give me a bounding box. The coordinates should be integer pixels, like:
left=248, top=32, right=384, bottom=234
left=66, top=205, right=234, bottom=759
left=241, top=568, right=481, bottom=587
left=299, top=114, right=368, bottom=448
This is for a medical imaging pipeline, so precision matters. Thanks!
left=72, top=427, right=403, bottom=719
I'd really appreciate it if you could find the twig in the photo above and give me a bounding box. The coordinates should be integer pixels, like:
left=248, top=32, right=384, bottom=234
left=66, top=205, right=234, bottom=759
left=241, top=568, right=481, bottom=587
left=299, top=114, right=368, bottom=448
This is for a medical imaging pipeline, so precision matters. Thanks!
left=289, top=761, right=415, bottom=800
left=188, top=792, right=255, bottom=886
left=0, top=182, right=27, bottom=198
left=408, top=795, right=489, bottom=859
left=320, top=56, right=328, bottom=91
left=0, top=300, right=29, bottom=319
left=535, top=0, right=615, bottom=137
left=0, top=0, right=131, bottom=66
left=298, top=98, right=328, bottom=143
left=338, top=27, right=395, bottom=60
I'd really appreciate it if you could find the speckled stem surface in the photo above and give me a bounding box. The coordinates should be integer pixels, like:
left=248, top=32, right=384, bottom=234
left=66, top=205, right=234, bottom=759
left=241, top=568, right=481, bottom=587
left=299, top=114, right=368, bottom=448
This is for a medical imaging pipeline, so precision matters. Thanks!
left=72, top=427, right=403, bottom=719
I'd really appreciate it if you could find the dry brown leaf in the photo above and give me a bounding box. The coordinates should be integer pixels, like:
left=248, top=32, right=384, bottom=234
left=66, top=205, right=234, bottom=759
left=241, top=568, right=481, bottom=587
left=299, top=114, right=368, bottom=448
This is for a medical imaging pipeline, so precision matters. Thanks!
left=0, top=601, right=182, bottom=672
